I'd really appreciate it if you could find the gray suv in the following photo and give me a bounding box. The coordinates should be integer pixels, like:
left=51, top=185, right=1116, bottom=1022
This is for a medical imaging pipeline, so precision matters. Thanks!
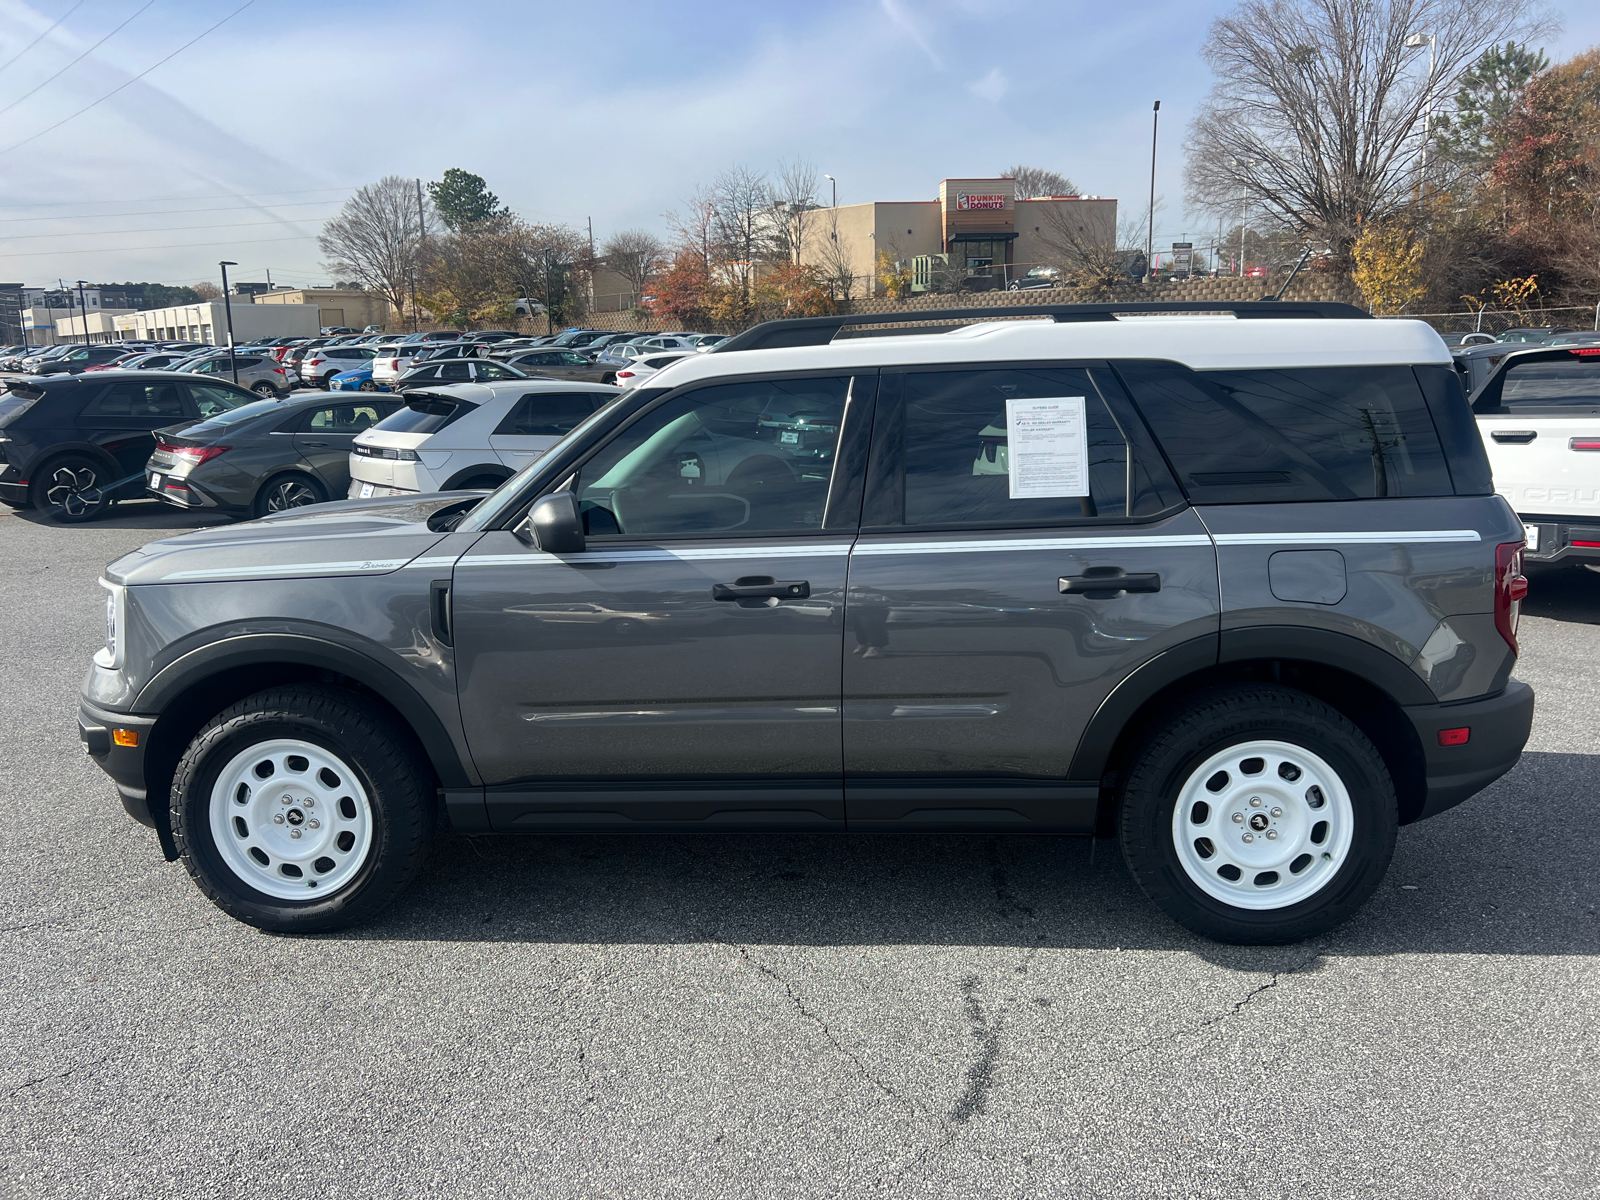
left=78, top=302, right=1535, bottom=944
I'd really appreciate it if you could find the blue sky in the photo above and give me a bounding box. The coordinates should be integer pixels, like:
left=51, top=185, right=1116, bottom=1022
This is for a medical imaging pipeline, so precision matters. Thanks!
left=0, top=0, right=1596, bottom=290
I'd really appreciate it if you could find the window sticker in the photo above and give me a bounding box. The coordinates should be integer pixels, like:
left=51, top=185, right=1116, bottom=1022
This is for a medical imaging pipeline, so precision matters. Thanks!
left=1004, top=396, right=1089, bottom=498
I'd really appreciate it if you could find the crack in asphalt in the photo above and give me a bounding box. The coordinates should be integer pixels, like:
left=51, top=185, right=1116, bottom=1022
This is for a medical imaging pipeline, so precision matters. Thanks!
left=3, top=1055, right=110, bottom=1102
left=950, top=975, right=1001, bottom=1125
left=724, top=942, right=926, bottom=1122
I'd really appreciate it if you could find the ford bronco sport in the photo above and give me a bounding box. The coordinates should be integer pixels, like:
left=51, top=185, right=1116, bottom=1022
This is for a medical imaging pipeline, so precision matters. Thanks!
left=79, top=302, right=1535, bottom=944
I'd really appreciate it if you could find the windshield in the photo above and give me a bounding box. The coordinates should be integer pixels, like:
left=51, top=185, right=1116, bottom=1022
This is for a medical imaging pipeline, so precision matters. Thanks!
left=457, top=392, right=636, bottom=533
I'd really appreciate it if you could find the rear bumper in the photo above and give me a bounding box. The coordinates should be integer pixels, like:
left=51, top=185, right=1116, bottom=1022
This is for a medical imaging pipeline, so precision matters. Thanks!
left=1404, top=680, right=1535, bottom=821
left=1517, top=516, right=1600, bottom=564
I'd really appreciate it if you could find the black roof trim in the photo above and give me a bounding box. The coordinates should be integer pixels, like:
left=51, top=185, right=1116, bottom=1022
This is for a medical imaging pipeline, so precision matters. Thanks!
left=711, top=301, right=1372, bottom=354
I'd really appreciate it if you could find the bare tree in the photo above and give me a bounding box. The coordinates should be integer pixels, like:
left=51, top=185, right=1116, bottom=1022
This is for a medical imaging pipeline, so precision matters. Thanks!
left=1185, top=0, right=1552, bottom=255
left=708, top=165, right=773, bottom=301
left=1001, top=164, right=1079, bottom=198
left=770, top=160, right=820, bottom=263
left=601, top=229, right=665, bottom=295
left=815, top=208, right=859, bottom=299
left=318, top=175, right=435, bottom=320
left=192, top=281, right=221, bottom=300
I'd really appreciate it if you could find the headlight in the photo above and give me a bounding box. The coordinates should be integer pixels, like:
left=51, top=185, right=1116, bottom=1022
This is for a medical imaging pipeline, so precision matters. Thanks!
left=94, top=579, right=125, bottom=669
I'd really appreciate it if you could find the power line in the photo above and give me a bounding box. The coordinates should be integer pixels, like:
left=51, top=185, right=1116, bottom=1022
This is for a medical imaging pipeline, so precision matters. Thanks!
left=0, top=1, right=154, bottom=122
left=0, top=1, right=86, bottom=78
left=0, top=186, right=357, bottom=210
left=0, top=215, right=338, bottom=242
left=0, top=233, right=316, bottom=258
left=2, top=199, right=347, bottom=223
left=2, top=1, right=258, bottom=155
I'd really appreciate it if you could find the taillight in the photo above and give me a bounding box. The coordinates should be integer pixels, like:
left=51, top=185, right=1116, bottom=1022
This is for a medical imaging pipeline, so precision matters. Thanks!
left=1494, top=541, right=1528, bottom=653
left=272, top=367, right=285, bottom=375
left=172, top=444, right=230, bottom=465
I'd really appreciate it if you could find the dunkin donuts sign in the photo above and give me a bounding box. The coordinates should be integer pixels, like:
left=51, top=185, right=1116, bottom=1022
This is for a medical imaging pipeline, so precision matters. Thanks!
left=957, top=193, right=1006, bottom=211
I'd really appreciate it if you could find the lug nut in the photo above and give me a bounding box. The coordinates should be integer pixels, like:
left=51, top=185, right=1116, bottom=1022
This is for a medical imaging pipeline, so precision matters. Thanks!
left=273, top=813, right=285, bottom=824
left=303, top=798, right=314, bottom=808
left=1265, top=830, right=1278, bottom=841
left=1231, top=813, right=1244, bottom=824
left=290, top=829, right=302, bottom=839
left=1271, top=807, right=1283, bottom=818
left=307, top=819, right=320, bottom=830
left=1250, top=797, right=1263, bottom=808
left=1242, top=833, right=1255, bottom=843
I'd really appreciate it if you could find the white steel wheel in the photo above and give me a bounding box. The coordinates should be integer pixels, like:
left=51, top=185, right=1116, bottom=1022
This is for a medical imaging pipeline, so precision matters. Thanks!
left=207, top=738, right=374, bottom=901
left=1171, top=739, right=1355, bottom=911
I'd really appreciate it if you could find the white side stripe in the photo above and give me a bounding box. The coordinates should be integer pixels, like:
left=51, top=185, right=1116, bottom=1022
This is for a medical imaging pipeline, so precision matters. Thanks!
left=1212, top=529, right=1481, bottom=546
left=462, top=544, right=854, bottom=567
left=163, top=558, right=410, bottom=581
left=852, top=535, right=1213, bottom=556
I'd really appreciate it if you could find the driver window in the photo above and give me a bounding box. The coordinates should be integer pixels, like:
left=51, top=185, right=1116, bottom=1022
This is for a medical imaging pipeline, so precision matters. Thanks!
left=575, top=376, right=850, bottom=537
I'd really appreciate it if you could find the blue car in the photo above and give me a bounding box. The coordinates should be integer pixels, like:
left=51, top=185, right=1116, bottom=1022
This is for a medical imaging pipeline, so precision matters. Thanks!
left=329, top=364, right=387, bottom=392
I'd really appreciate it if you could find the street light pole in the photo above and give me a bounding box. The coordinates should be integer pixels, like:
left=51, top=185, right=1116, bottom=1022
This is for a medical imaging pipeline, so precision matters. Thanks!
left=1146, top=101, right=1160, bottom=283
left=544, top=250, right=554, bottom=338
left=219, top=261, right=239, bottom=385
left=824, top=174, right=836, bottom=208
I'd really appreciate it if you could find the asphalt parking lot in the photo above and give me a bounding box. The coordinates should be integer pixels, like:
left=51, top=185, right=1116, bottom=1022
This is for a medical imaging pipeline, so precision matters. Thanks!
left=2, top=500, right=1597, bottom=1199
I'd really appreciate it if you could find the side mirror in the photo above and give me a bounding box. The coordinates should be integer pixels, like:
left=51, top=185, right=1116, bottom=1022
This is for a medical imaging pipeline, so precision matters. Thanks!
left=514, top=491, right=585, bottom=554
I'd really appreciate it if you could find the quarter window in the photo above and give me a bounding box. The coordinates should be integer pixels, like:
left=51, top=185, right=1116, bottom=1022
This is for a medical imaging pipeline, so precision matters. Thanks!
left=495, top=393, right=603, bottom=437
left=575, top=377, right=850, bottom=537
left=83, top=381, right=186, bottom=417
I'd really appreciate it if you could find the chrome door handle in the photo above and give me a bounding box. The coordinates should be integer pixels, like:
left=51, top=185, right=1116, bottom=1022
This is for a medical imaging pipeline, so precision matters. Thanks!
left=1059, top=569, right=1161, bottom=597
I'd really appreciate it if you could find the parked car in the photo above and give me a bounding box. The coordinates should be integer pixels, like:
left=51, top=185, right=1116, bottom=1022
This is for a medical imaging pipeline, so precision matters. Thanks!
left=80, top=351, right=147, bottom=373
left=362, top=324, right=385, bottom=334
left=1496, top=327, right=1575, bottom=344
left=173, top=352, right=293, bottom=398
left=1451, top=341, right=1517, bottom=394
left=300, top=344, right=379, bottom=389
left=0, top=372, right=247, bottom=520
left=1439, top=332, right=1497, bottom=348
left=499, top=348, right=618, bottom=384
left=686, top=334, right=729, bottom=350
left=628, top=335, right=697, bottom=352
left=320, top=326, right=358, bottom=335
left=1007, top=265, right=1062, bottom=291
left=613, top=351, right=694, bottom=388
left=76, top=301, right=1534, bottom=943
left=347, top=379, right=618, bottom=497
left=393, top=357, right=529, bottom=391
left=146, top=393, right=404, bottom=518
left=28, top=344, right=132, bottom=375
left=398, top=330, right=465, bottom=344
left=329, top=364, right=387, bottom=392
left=105, top=352, right=189, bottom=372
left=1469, top=343, right=1600, bottom=570
left=547, top=329, right=613, bottom=348
left=1542, top=330, right=1600, bottom=347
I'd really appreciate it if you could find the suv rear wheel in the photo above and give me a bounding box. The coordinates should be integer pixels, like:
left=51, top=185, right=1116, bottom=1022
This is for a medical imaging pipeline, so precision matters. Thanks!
left=1120, top=686, right=1397, bottom=944
left=31, top=453, right=113, bottom=523
left=170, top=685, right=435, bottom=933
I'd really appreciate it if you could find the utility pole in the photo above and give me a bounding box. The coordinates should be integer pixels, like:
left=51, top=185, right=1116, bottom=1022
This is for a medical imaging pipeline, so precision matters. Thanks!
left=1145, top=101, right=1160, bottom=283
left=266, top=267, right=273, bottom=290
left=415, top=178, right=427, bottom=332
left=219, top=261, right=239, bottom=384
left=544, top=250, right=554, bottom=338
left=75, top=280, right=91, bottom=344
left=587, top=216, right=595, bottom=259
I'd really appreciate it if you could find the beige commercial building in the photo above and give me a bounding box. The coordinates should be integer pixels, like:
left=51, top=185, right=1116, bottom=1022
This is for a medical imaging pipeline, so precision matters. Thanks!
left=113, top=301, right=321, bottom=344
left=254, top=288, right=395, bottom=331
left=801, top=177, right=1117, bottom=296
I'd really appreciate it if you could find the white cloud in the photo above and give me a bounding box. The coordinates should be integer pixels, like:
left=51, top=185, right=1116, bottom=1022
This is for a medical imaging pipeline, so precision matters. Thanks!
left=879, top=0, right=943, bottom=70
left=968, top=67, right=1008, bottom=104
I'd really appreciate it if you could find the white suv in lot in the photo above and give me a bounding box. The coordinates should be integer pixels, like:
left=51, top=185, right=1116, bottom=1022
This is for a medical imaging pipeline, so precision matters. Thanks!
left=371, top=343, right=457, bottom=388
left=347, top=379, right=620, bottom=497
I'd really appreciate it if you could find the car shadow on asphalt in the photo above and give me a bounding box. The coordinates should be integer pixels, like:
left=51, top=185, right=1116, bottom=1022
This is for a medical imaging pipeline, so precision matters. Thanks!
left=343, top=750, right=1599, bottom=969
left=1525, top=562, right=1600, bottom=625
left=5, top=499, right=227, bottom=532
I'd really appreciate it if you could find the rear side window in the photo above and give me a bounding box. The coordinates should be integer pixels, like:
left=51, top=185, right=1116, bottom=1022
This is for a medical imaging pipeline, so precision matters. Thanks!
left=83, top=381, right=186, bottom=418
left=1117, top=362, right=1453, bottom=503
left=374, top=398, right=478, bottom=435
left=495, top=392, right=603, bottom=437
left=872, top=367, right=1179, bottom=528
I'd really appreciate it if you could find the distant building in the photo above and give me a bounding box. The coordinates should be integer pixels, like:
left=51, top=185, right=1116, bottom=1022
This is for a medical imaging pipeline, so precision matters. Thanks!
left=798, top=177, right=1117, bottom=296
left=113, top=301, right=321, bottom=344
left=253, top=288, right=394, bottom=331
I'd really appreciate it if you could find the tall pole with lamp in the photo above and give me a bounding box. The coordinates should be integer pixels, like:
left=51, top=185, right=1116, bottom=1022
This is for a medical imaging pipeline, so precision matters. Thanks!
left=1145, top=101, right=1160, bottom=282
left=1405, top=32, right=1436, bottom=196
left=218, top=261, right=239, bottom=385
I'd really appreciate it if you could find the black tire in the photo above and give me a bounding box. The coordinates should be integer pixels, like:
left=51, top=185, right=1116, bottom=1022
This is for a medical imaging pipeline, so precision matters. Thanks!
left=452, top=474, right=506, bottom=491
left=170, top=685, right=435, bottom=933
left=1119, top=685, right=1398, bottom=945
left=359, top=380, right=379, bottom=392
left=601, top=372, right=617, bottom=385
left=317, top=374, right=334, bottom=390
left=252, top=382, right=277, bottom=398
left=30, top=453, right=115, bottom=523
left=253, top=471, right=326, bottom=517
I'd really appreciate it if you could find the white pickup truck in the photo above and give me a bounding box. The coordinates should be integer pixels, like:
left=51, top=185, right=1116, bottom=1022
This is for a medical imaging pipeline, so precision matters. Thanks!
left=1471, top=343, right=1600, bottom=569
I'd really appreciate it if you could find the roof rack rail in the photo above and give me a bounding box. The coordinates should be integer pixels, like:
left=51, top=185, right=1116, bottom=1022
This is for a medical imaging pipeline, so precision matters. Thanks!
left=710, top=300, right=1371, bottom=354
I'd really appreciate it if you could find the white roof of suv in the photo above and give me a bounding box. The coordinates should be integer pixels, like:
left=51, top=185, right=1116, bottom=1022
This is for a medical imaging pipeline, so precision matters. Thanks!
left=645, top=316, right=1451, bottom=395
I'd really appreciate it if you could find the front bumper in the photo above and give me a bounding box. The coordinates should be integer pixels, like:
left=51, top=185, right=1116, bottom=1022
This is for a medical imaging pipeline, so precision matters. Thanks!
left=1404, top=679, right=1535, bottom=821
left=78, top=698, right=160, bottom=830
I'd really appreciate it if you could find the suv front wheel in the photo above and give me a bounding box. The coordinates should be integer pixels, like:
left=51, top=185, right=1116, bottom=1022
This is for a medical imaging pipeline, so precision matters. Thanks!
left=170, top=685, right=436, bottom=933
left=1120, top=685, right=1397, bottom=944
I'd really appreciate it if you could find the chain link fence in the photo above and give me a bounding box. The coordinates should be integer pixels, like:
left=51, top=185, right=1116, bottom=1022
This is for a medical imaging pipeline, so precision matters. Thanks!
left=1376, top=305, right=1600, bottom=335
